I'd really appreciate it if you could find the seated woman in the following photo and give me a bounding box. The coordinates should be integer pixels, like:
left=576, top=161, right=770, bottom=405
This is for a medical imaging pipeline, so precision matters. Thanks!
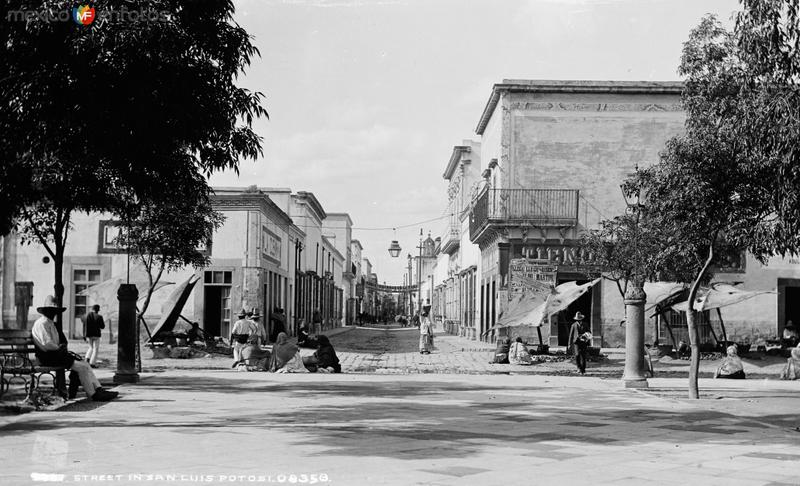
left=297, top=323, right=318, bottom=349
left=780, top=344, right=800, bottom=380
left=239, top=336, right=271, bottom=371
left=714, top=345, right=746, bottom=379
left=268, top=332, right=308, bottom=373
left=303, top=335, right=341, bottom=373
left=782, top=321, right=799, bottom=348
left=508, top=337, right=533, bottom=365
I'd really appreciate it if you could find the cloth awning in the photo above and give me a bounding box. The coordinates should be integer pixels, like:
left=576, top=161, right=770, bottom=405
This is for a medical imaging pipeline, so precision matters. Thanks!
left=77, top=276, right=174, bottom=319
left=147, top=274, right=201, bottom=342
left=672, top=283, right=775, bottom=312
left=486, top=278, right=601, bottom=333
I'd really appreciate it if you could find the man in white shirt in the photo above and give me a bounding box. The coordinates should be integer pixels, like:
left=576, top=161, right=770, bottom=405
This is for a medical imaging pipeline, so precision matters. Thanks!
left=31, top=295, right=118, bottom=402
left=230, top=309, right=256, bottom=367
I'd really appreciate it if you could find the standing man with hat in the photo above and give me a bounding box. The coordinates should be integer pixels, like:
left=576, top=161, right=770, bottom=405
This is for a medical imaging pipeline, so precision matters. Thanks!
left=31, top=295, right=118, bottom=401
left=82, top=304, right=105, bottom=368
left=567, top=311, right=591, bottom=375
left=230, top=309, right=255, bottom=367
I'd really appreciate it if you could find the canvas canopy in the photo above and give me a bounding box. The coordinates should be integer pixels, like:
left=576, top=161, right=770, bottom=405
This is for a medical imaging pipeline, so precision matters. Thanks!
left=485, top=279, right=601, bottom=333
left=77, top=276, right=174, bottom=320
left=147, top=274, right=200, bottom=342
left=671, top=283, right=774, bottom=313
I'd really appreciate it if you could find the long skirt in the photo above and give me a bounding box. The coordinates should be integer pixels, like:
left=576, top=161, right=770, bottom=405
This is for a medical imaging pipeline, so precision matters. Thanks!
left=420, top=334, right=433, bottom=353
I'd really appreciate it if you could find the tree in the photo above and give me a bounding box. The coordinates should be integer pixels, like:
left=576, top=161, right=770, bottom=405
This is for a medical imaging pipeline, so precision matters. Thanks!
left=1, top=1, right=266, bottom=336
left=636, top=3, right=800, bottom=398
left=117, top=178, right=224, bottom=331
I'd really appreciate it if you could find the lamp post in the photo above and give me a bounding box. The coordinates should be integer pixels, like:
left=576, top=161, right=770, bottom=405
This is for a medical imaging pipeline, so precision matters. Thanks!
left=621, top=183, right=648, bottom=388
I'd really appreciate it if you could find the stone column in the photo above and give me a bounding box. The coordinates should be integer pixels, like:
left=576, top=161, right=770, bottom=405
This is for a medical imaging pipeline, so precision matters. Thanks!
left=114, top=284, right=140, bottom=384
left=622, top=282, right=648, bottom=388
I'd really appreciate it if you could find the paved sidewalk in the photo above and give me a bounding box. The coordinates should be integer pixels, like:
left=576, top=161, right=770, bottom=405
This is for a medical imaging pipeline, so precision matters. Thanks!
left=0, top=371, right=798, bottom=486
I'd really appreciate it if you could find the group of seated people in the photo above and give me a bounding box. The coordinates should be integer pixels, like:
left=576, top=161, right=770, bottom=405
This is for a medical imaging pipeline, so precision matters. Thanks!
left=232, top=327, right=341, bottom=374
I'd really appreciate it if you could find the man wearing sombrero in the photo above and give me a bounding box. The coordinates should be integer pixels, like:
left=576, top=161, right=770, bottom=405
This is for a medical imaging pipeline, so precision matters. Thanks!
left=567, top=311, right=591, bottom=375
left=31, top=295, right=118, bottom=401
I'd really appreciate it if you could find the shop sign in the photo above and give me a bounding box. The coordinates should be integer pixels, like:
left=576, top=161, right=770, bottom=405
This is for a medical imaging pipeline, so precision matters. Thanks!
left=262, top=227, right=281, bottom=264
left=509, top=258, right=557, bottom=297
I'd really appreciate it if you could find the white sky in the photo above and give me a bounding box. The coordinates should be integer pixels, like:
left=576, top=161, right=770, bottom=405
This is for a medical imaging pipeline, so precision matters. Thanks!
left=210, top=0, right=739, bottom=283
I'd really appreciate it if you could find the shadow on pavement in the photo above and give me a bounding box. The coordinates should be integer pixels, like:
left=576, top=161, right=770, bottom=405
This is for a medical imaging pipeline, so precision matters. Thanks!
left=2, top=376, right=798, bottom=459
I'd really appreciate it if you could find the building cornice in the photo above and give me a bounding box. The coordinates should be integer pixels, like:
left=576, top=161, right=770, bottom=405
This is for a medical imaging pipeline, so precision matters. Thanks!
left=475, top=79, right=685, bottom=135
left=443, top=145, right=471, bottom=180
left=351, top=239, right=363, bottom=250
left=211, top=191, right=294, bottom=227
left=294, top=191, right=328, bottom=222
left=326, top=212, right=354, bottom=227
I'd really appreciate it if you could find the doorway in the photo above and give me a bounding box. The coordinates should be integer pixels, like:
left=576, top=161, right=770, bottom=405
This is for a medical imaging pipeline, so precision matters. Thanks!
left=203, top=270, right=232, bottom=337
left=783, top=285, right=800, bottom=332
left=778, top=278, right=800, bottom=335
left=553, top=279, right=593, bottom=347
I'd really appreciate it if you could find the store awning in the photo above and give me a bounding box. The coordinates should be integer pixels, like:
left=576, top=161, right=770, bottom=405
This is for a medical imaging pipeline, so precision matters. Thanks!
left=672, top=283, right=775, bottom=312
left=485, top=278, right=600, bottom=333
left=77, top=276, right=174, bottom=319
left=147, top=274, right=201, bottom=342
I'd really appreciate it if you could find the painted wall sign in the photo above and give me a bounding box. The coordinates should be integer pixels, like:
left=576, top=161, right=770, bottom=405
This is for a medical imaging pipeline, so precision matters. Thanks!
left=262, top=227, right=282, bottom=264
left=509, top=258, right=557, bottom=297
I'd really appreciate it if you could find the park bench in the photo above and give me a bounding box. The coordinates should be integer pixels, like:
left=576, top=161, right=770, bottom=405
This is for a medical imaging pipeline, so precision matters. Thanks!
left=0, top=329, right=61, bottom=401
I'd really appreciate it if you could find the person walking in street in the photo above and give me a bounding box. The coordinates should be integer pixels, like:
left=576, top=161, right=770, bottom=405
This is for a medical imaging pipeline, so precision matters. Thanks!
left=419, top=310, right=434, bottom=354
left=270, top=307, right=287, bottom=343
left=32, top=296, right=118, bottom=401
left=250, top=308, right=265, bottom=345
left=82, top=304, right=105, bottom=368
left=567, top=312, right=591, bottom=374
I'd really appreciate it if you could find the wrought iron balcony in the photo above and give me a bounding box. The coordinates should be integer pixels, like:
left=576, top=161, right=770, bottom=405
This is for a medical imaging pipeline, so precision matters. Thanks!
left=469, top=189, right=580, bottom=242
left=440, top=216, right=460, bottom=254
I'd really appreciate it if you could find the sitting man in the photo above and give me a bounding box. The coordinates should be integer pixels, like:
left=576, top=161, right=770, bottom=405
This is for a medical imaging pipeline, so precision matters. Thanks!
left=297, top=322, right=318, bottom=349
left=32, top=296, right=118, bottom=401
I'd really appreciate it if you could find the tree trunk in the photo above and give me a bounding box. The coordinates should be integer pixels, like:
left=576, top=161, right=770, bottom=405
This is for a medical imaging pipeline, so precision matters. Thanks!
left=687, top=244, right=714, bottom=399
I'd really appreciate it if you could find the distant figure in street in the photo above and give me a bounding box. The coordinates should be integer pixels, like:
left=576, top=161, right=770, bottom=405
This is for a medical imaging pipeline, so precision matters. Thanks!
left=567, top=312, right=591, bottom=374
left=82, top=304, right=105, bottom=368
left=32, top=296, right=118, bottom=401
left=269, top=332, right=308, bottom=373
left=303, top=335, right=342, bottom=373
left=509, top=337, right=533, bottom=365
left=297, top=321, right=318, bottom=348
left=230, top=310, right=256, bottom=368
left=411, top=313, right=420, bottom=328
left=715, top=345, right=746, bottom=379
left=780, top=344, right=800, bottom=380
left=270, top=307, right=287, bottom=343
left=419, top=310, right=434, bottom=354
left=782, top=320, right=799, bottom=348
left=312, top=308, right=323, bottom=334
left=250, top=308, right=265, bottom=345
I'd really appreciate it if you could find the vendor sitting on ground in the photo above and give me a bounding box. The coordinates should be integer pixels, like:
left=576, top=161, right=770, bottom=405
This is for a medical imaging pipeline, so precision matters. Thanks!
left=239, top=336, right=271, bottom=371
left=268, top=332, right=308, bottom=373
left=780, top=343, right=800, bottom=380
left=714, top=345, right=746, bottom=379
left=303, top=335, right=341, bottom=373
left=508, top=337, right=533, bottom=365
left=297, top=322, right=318, bottom=349
left=782, top=321, right=799, bottom=348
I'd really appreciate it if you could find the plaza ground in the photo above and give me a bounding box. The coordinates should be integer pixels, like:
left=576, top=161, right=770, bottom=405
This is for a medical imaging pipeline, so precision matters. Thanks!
left=1, top=325, right=798, bottom=485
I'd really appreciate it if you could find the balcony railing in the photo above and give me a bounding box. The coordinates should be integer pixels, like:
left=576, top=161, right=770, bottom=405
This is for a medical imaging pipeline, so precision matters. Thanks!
left=469, top=189, right=580, bottom=242
left=440, top=215, right=460, bottom=254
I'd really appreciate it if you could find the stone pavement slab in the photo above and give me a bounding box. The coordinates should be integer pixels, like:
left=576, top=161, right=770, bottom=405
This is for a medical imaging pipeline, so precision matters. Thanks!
left=0, top=371, right=798, bottom=486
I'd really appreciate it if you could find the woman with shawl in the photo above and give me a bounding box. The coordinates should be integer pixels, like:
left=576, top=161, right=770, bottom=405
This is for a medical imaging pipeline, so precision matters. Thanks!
left=304, top=335, right=342, bottom=373
left=268, top=332, right=308, bottom=373
left=509, top=337, right=533, bottom=365
left=419, top=311, right=434, bottom=354
left=714, top=345, right=745, bottom=379
left=780, top=344, right=800, bottom=380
